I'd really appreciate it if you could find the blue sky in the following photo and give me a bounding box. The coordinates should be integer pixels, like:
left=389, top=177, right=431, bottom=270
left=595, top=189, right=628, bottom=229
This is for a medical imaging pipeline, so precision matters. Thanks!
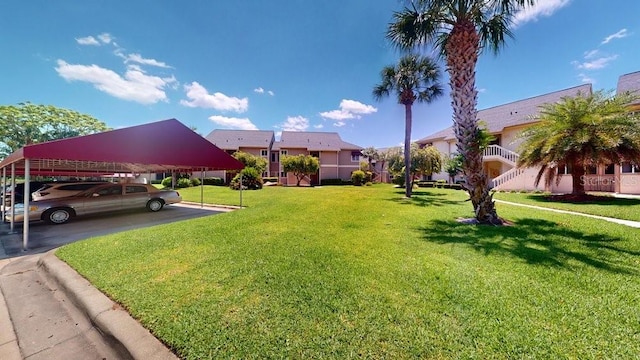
left=1, top=0, right=638, bottom=148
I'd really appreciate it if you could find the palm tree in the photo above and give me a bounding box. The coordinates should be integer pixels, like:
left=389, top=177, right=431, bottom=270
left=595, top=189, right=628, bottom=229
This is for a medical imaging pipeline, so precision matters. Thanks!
left=373, top=53, right=443, bottom=198
left=518, top=91, right=640, bottom=195
left=387, top=0, right=534, bottom=224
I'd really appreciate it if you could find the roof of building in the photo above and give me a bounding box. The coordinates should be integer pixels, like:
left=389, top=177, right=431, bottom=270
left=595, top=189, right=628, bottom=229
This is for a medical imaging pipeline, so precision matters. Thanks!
left=617, top=71, right=640, bottom=105
left=417, top=83, right=593, bottom=143
left=205, top=129, right=274, bottom=150
left=0, top=119, right=244, bottom=176
left=273, top=131, right=362, bottom=151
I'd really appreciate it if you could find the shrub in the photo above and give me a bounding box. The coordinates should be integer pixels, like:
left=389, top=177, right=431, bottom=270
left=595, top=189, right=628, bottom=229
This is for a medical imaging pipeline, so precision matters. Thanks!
left=176, top=178, right=192, bottom=188
left=202, top=177, right=224, bottom=186
left=190, top=178, right=201, bottom=187
left=230, top=167, right=263, bottom=190
left=392, top=176, right=405, bottom=186
left=365, top=181, right=373, bottom=186
left=161, top=177, right=173, bottom=188
left=150, top=179, right=162, bottom=185
left=320, top=178, right=345, bottom=186
left=351, top=170, right=366, bottom=186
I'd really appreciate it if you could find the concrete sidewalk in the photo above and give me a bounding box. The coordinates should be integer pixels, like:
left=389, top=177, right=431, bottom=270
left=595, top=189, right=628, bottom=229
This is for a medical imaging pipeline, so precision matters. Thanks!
left=0, top=252, right=178, bottom=359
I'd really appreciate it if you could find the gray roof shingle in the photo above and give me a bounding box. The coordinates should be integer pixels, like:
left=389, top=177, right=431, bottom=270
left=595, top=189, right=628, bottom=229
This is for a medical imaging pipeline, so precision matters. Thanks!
left=617, top=71, right=640, bottom=105
left=205, top=129, right=274, bottom=150
left=417, top=84, right=593, bottom=143
left=276, top=131, right=362, bottom=151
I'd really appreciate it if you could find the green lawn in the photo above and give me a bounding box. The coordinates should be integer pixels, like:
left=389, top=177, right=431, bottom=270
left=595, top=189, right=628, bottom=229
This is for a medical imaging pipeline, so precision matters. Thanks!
left=57, top=185, right=640, bottom=359
left=493, top=191, right=640, bottom=222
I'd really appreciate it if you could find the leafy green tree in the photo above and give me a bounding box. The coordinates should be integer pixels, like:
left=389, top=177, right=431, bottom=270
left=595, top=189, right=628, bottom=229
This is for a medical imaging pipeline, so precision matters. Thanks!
left=518, top=91, right=640, bottom=195
left=232, top=151, right=267, bottom=174
left=0, top=102, right=109, bottom=157
left=373, top=53, right=443, bottom=198
left=410, top=145, right=443, bottom=187
left=387, top=0, right=534, bottom=223
left=444, top=153, right=464, bottom=184
left=361, top=146, right=380, bottom=180
left=385, top=147, right=405, bottom=185
left=281, top=154, right=320, bottom=186
left=230, top=167, right=263, bottom=190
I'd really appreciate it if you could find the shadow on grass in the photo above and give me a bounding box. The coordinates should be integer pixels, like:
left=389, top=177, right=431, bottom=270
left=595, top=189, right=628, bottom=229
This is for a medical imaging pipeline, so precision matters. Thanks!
left=388, top=190, right=466, bottom=207
left=514, top=194, right=640, bottom=206
left=417, top=218, right=637, bottom=274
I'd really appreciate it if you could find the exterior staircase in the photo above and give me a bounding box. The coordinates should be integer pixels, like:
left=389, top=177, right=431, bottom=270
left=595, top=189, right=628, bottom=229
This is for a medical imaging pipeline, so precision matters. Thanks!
left=482, top=145, right=526, bottom=189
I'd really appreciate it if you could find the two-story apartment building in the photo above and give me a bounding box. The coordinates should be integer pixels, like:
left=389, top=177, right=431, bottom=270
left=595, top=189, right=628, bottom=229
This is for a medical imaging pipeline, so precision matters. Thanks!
left=417, top=70, right=640, bottom=194
left=205, top=129, right=362, bottom=186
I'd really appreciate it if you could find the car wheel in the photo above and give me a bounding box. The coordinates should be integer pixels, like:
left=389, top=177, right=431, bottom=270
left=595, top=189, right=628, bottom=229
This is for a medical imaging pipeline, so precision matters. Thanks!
left=146, top=199, right=164, bottom=212
left=43, top=208, right=73, bottom=224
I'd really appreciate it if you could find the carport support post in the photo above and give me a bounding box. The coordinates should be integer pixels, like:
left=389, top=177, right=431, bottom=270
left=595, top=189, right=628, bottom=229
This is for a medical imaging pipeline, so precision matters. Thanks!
left=200, top=168, right=204, bottom=209
left=9, top=163, right=16, bottom=233
left=1, top=167, right=5, bottom=221
left=22, top=159, right=30, bottom=251
left=239, top=173, right=243, bottom=208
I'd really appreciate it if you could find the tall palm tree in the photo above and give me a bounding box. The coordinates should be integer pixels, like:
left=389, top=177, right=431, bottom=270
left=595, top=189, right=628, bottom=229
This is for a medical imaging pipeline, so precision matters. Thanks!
left=518, top=91, right=640, bottom=195
left=387, top=0, right=534, bottom=224
left=373, top=53, right=443, bottom=198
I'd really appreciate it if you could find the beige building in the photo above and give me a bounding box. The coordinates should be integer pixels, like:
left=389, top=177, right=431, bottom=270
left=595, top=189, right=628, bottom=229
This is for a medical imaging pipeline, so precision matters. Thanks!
left=417, top=71, right=640, bottom=194
left=205, top=129, right=362, bottom=185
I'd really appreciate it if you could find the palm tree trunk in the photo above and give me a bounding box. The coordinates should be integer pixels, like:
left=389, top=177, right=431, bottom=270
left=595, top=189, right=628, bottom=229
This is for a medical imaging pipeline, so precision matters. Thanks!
left=445, top=22, right=501, bottom=225
left=404, top=103, right=412, bottom=198
left=571, top=162, right=586, bottom=195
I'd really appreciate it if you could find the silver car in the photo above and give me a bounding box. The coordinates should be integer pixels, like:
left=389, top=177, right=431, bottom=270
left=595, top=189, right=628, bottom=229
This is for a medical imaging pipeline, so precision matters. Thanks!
left=6, top=183, right=182, bottom=224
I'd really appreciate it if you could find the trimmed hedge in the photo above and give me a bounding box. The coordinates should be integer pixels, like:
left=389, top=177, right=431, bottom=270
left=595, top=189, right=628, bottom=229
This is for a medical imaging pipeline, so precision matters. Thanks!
left=320, top=178, right=353, bottom=186
left=202, top=177, right=225, bottom=186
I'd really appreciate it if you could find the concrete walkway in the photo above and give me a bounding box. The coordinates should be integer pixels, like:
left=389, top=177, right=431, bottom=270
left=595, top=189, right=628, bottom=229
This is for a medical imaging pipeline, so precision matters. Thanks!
left=0, top=252, right=178, bottom=360
left=495, top=199, right=640, bottom=228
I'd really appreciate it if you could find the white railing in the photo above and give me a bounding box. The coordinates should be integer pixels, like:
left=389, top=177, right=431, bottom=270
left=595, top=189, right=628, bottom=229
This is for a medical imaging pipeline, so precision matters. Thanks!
left=483, top=145, right=519, bottom=164
left=491, top=167, right=525, bottom=189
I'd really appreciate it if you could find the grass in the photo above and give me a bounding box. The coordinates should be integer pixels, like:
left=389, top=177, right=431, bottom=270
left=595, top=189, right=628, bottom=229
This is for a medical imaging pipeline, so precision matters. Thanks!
left=56, top=185, right=640, bottom=359
left=493, top=191, right=640, bottom=222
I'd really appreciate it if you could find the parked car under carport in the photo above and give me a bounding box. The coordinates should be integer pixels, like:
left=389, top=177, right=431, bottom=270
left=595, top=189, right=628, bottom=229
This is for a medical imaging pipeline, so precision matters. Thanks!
left=6, top=183, right=182, bottom=225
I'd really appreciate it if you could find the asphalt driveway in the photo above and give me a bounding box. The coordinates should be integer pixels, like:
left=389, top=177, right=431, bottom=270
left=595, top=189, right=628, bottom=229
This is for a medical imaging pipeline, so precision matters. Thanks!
left=0, top=203, right=233, bottom=257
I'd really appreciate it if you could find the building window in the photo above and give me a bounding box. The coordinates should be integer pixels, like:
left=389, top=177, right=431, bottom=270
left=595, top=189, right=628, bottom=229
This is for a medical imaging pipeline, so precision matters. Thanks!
left=310, top=151, right=319, bottom=158
left=280, top=171, right=286, bottom=177
left=621, top=162, right=639, bottom=173
left=557, top=163, right=571, bottom=175
left=351, top=151, right=360, bottom=162
left=604, top=164, right=615, bottom=175
left=280, top=150, right=288, bottom=156
left=262, top=172, right=268, bottom=177
left=260, top=149, right=268, bottom=157
left=271, top=152, right=278, bottom=162
left=585, top=165, right=597, bottom=175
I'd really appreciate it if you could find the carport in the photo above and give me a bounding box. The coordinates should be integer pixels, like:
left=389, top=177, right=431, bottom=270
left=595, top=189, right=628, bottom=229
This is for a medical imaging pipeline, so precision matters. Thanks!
left=0, top=118, right=244, bottom=251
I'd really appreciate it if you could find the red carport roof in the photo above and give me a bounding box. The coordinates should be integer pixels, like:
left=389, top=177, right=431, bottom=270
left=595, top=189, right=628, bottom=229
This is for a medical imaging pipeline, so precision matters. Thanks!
left=0, top=119, right=244, bottom=175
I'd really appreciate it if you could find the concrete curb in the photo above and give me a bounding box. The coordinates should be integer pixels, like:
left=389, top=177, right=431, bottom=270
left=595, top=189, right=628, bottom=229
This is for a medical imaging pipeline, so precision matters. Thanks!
left=38, top=251, right=178, bottom=360
left=0, top=259, right=21, bottom=360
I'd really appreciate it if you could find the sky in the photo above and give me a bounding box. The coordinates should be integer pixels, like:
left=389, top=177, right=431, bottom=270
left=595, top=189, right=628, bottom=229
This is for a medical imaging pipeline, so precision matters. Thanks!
left=1, top=0, right=638, bottom=149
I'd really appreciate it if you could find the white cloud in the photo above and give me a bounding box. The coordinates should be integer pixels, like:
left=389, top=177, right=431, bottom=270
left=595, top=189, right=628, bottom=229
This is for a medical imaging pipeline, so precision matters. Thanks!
left=254, top=87, right=275, bottom=96
left=76, top=36, right=100, bottom=46
left=313, top=124, right=324, bottom=129
left=320, top=99, right=377, bottom=120
left=577, top=73, right=595, bottom=84
left=180, top=82, right=248, bottom=113
left=601, top=28, right=628, bottom=44
left=209, top=115, right=258, bottom=130
left=573, top=55, right=618, bottom=70
left=76, top=33, right=113, bottom=46
left=583, top=49, right=599, bottom=59
left=280, top=116, right=309, bottom=131
left=513, top=0, right=570, bottom=27
left=125, top=53, right=171, bottom=68
left=55, top=59, right=176, bottom=104
left=333, top=121, right=346, bottom=127
left=97, top=33, right=113, bottom=44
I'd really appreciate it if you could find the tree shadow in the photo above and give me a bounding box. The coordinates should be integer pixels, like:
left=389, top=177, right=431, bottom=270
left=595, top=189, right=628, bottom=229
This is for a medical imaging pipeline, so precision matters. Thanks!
left=387, top=190, right=466, bottom=207
left=417, top=218, right=637, bottom=274
left=513, top=194, right=640, bottom=206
